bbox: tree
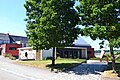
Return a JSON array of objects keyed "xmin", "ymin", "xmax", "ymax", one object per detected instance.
[
  {"xmin": 24, "ymin": 0, "xmax": 42, "ymax": 60},
  {"xmin": 24, "ymin": 0, "xmax": 80, "ymax": 65},
  {"xmin": 77, "ymin": 0, "xmax": 120, "ymax": 71}
]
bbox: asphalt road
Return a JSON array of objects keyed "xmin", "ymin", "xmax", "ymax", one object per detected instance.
[
  {"xmin": 0, "ymin": 56, "xmax": 56, "ymax": 80},
  {"xmin": 0, "ymin": 69, "xmax": 29, "ymax": 80}
]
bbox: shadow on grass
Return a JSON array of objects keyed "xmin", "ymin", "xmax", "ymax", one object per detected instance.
[
  {"xmin": 46, "ymin": 63, "xmax": 80, "ymax": 72},
  {"xmin": 107, "ymin": 63, "xmax": 120, "ymax": 77}
]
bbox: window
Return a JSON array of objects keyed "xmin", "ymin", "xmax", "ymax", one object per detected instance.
[
  {"xmin": 9, "ymin": 47, "xmax": 17, "ymax": 50},
  {"xmin": 4, "ymin": 40, "xmax": 9, "ymax": 44},
  {"xmin": 0, "ymin": 40, "xmax": 3, "ymax": 44}
]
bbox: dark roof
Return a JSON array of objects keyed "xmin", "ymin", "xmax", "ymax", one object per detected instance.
[
  {"xmin": 11, "ymin": 35, "xmax": 29, "ymax": 42},
  {"xmin": 8, "ymin": 34, "xmax": 15, "ymax": 43},
  {"xmin": 0, "ymin": 33, "xmax": 91, "ymax": 48},
  {"xmin": 0, "ymin": 33, "xmax": 10, "ymax": 41},
  {"xmin": 73, "ymin": 37, "xmax": 91, "ymax": 48},
  {"xmin": 0, "ymin": 33, "xmax": 28, "ymax": 44}
]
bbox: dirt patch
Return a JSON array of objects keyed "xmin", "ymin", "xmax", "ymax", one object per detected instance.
[{"xmin": 102, "ymin": 70, "xmax": 119, "ymax": 79}]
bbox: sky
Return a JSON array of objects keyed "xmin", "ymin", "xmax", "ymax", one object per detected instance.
[
  {"xmin": 0, "ymin": 0, "xmax": 26, "ymax": 36},
  {"xmin": 0, "ymin": 0, "xmax": 106, "ymax": 50}
]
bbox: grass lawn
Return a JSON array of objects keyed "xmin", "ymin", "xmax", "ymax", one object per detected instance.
[{"xmin": 17, "ymin": 58, "xmax": 86, "ymax": 71}]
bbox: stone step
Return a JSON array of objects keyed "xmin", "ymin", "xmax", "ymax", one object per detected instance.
[{"xmin": 87, "ymin": 60, "xmax": 108, "ymax": 65}]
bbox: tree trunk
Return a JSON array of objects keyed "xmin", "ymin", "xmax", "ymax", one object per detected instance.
[
  {"xmin": 35, "ymin": 50, "xmax": 40, "ymax": 60},
  {"xmin": 52, "ymin": 47, "xmax": 55, "ymax": 66},
  {"xmin": 110, "ymin": 46, "xmax": 116, "ymax": 72}
]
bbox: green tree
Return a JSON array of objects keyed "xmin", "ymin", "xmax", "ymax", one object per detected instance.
[
  {"xmin": 24, "ymin": 0, "xmax": 80, "ymax": 65},
  {"xmin": 77, "ymin": 0, "xmax": 120, "ymax": 71},
  {"xmin": 24, "ymin": 0, "xmax": 42, "ymax": 60}
]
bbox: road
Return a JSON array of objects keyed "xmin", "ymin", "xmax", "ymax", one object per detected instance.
[
  {"xmin": 0, "ymin": 56, "xmax": 56, "ymax": 80},
  {"xmin": 0, "ymin": 68, "xmax": 29, "ymax": 80}
]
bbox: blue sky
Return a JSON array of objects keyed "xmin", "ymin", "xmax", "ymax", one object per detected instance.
[
  {"xmin": 0, "ymin": 0, "xmax": 104, "ymax": 50},
  {"xmin": 0, "ymin": 0, "xmax": 26, "ymax": 36}
]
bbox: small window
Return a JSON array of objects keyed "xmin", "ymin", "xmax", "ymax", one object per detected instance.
[{"xmin": 9, "ymin": 47, "xmax": 17, "ymax": 50}]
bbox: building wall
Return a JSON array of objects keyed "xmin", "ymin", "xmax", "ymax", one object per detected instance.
[
  {"xmin": 1, "ymin": 44, "xmax": 22, "ymax": 57},
  {"xmin": 87, "ymin": 48, "xmax": 95, "ymax": 58},
  {"xmin": 1, "ymin": 44, "xmax": 6, "ymax": 55},
  {"xmin": 18, "ymin": 47, "xmax": 53, "ymax": 60},
  {"xmin": 56, "ymin": 47, "xmax": 88, "ymax": 59},
  {"xmin": 19, "ymin": 48, "xmax": 36, "ymax": 60},
  {"xmin": 42, "ymin": 48, "xmax": 53, "ymax": 60}
]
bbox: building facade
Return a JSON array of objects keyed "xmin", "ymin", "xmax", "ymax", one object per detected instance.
[
  {"xmin": 0, "ymin": 33, "xmax": 28, "ymax": 47},
  {"xmin": 0, "ymin": 33, "xmax": 28, "ymax": 57},
  {"xmin": 0, "ymin": 44, "xmax": 22, "ymax": 57},
  {"xmin": 0, "ymin": 33, "xmax": 94, "ymax": 59},
  {"xmin": 56, "ymin": 37, "xmax": 94, "ymax": 59}
]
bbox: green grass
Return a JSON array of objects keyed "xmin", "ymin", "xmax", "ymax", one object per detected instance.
[{"xmin": 17, "ymin": 58, "xmax": 86, "ymax": 71}]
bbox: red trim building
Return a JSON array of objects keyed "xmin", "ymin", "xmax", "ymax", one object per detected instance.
[
  {"xmin": 0, "ymin": 33, "xmax": 28, "ymax": 58},
  {"xmin": 0, "ymin": 44, "xmax": 22, "ymax": 57}
]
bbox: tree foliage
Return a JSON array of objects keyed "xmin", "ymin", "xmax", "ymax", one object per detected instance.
[
  {"xmin": 24, "ymin": 0, "xmax": 80, "ymax": 65},
  {"xmin": 77, "ymin": 0, "xmax": 120, "ymax": 71},
  {"xmin": 24, "ymin": 0, "xmax": 42, "ymax": 51},
  {"xmin": 24, "ymin": 0, "xmax": 80, "ymax": 50},
  {"xmin": 77, "ymin": 0, "xmax": 120, "ymax": 40}
]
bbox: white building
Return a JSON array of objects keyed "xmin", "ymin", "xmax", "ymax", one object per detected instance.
[{"xmin": 18, "ymin": 47, "xmax": 54, "ymax": 60}]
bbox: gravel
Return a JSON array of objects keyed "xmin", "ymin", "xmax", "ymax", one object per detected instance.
[{"xmin": 48, "ymin": 72, "xmax": 101, "ymax": 80}]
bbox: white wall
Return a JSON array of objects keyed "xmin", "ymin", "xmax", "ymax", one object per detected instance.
[
  {"xmin": 18, "ymin": 48, "xmax": 56, "ymax": 60},
  {"xmin": 19, "ymin": 49, "xmax": 36, "ymax": 60}
]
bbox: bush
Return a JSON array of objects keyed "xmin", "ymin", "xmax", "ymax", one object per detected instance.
[
  {"xmin": 9, "ymin": 56, "xmax": 16, "ymax": 60},
  {"xmin": 4, "ymin": 53, "xmax": 12, "ymax": 57},
  {"xmin": 4, "ymin": 53, "xmax": 16, "ymax": 60},
  {"xmin": 115, "ymin": 52, "xmax": 120, "ymax": 55},
  {"xmin": 89, "ymin": 57, "xmax": 99, "ymax": 60},
  {"xmin": 46, "ymin": 57, "xmax": 52, "ymax": 60}
]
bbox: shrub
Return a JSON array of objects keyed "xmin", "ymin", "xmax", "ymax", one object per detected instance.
[
  {"xmin": 4, "ymin": 53, "xmax": 16, "ymax": 60},
  {"xmin": 89, "ymin": 57, "xmax": 99, "ymax": 60},
  {"xmin": 115, "ymin": 52, "xmax": 120, "ymax": 55},
  {"xmin": 46, "ymin": 57, "xmax": 52, "ymax": 60},
  {"xmin": 4, "ymin": 53, "xmax": 12, "ymax": 57},
  {"xmin": 9, "ymin": 56, "xmax": 16, "ymax": 60}
]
